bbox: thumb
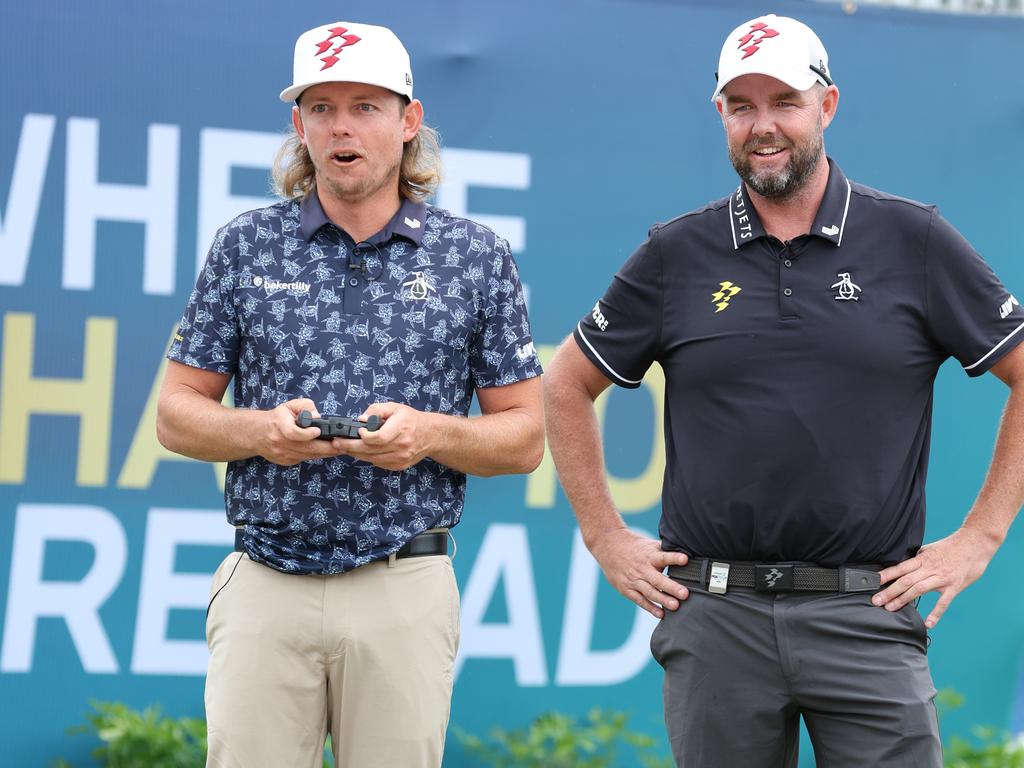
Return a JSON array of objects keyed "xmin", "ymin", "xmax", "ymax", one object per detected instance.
[
  {"xmin": 362, "ymin": 401, "xmax": 399, "ymax": 421},
  {"xmin": 283, "ymin": 398, "xmax": 320, "ymax": 418}
]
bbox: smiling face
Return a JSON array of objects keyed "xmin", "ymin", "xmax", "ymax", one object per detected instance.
[
  {"xmin": 717, "ymin": 74, "xmax": 838, "ymax": 201},
  {"xmin": 292, "ymin": 81, "xmax": 423, "ymax": 210}
]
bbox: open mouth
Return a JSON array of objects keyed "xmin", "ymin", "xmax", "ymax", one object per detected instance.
[
  {"xmin": 332, "ymin": 152, "xmax": 361, "ymax": 164},
  {"xmin": 752, "ymin": 146, "xmax": 786, "ymax": 157}
]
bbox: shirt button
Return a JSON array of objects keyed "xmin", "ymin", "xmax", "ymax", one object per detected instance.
[
  {"xmin": 349, "ymin": 277, "xmax": 359, "ymax": 287},
  {"xmin": 784, "ymin": 259, "xmax": 792, "ymax": 267},
  {"xmin": 783, "ymin": 288, "xmax": 793, "ymax": 296}
]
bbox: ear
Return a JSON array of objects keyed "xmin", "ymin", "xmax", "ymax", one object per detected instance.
[
  {"xmin": 820, "ymin": 85, "xmax": 840, "ymax": 130},
  {"xmin": 715, "ymin": 96, "xmax": 725, "ymax": 117},
  {"xmin": 402, "ymin": 99, "xmax": 424, "ymax": 142},
  {"xmin": 292, "ymin": 105, "xmax": 306, "ymax": 143}
]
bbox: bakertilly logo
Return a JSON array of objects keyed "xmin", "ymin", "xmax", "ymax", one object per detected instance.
[{"xmin": 253, "ymin": 276, "xmax": 311, "ymax": 295}]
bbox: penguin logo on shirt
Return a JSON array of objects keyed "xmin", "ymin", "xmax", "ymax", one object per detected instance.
[
  {"xmin": 402, "ymin": 272, "xmax": 436, "ymax": 301},
  {"xmin": 831, "ymin": 272, "xmax": 862, "ymax": 302}
]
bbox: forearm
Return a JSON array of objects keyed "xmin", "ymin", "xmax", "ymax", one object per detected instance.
[
  {"xmin": 961, "ymin": 383, "xmax": 1024, "ymax": 549},
  {"xmin": 157, "ymin": 386, "xmax": 264, "ymax": 462},
  {"xmin": 425, "ymin": 406, "xmax": 543, "ymax": 476},
  {"xmin": 544, "ymin": 355, "xmax": 625, "ymax": 550}
]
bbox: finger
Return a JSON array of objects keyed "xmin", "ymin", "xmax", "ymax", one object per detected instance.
[
  {"xmin": 358, "ymin": 427, "xmax": 392, "ymax": 446},
  {"xmin": 623, "ymin": 587, "xmax": 665, "ymax": 619},
  {"xmin": 338, "ymin": 438, "xmax": 390, "ymax": 457},
  {"xmin": 873, "ymin": 572, "xmax": 919, "ymax": 606},
  {"xmin": 270, "ymin": 420, "xmax": 320, "ymax": 445},
  {"xmin": 288, "ymin": 421, "xmax": 323, "ymax": 442},
  {"xmin": 874, "ymin": 563, "xmax": 926, "ymax": 604},
  {"xmin": 301, "ymin": 439, "xmax": 348, "ymax": 458},
  {"xmin": 283, "ymin": 398, "xmax": 319, "ymax": 417},
  {"xmin": 649, "ymin": 587, "xmax": 684, "ymax": 611},
  {"xmin": 644, "ymin": 570, "xmax": 689, "ymax": 602},
  {"xmin": 336, "ymin": 443, "xmax": 410, "ymax": 471},
  {"xmin": 640, "ymin": 579, "xmax": 689, "ymax": 612},
  {"xmin": 925, "ymin": 590, "xmax": 956, "ymax": 628},
  {"xmin": 274, "ymin": 402, "xmax": 322, "ymax": 441},
  {"xmin": 362, "ymin": 402, "xmax": 399, "ymax": 421},
  {"xmin": 880, "ymin": 573, "xmax": 940, "ymax": 611},
  {"xmin": 879, "ymin": 557, "xmax": 921, "ymax": 587},
  {"xmin": 652, "ymin": 551, "xmax": 689, "ymax": 568},
  {"xmin": 359, "ymin": 413, "xmax": 402, "ymax": 445},
  {"xmin": 626, "ymin": 561, "xmax": 687, "ymax": 604},
  {"xmin": 327, "ymin": 438, "xmax": 354, "ymax": 456}
]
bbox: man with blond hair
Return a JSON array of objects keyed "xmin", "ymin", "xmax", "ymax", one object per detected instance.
[
  {"xmin": 157, "ymin": 21, "xmax": 543, "ymax": 768},
  {"xmin": 545, "ymin": 13, "xmax": 1024, "ymax": 767}
]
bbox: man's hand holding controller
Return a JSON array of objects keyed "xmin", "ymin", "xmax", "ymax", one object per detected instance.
[
  {"xmin": 256, "ymin": 399, "xmax": 424, "ymax": 471},
  {"xmin": 296, "ymin": 410, "xmax": 382, "ymax": 438},
  {"xmin": 255, "ymin": 399, "xmax": 376, "ymax": 466}
]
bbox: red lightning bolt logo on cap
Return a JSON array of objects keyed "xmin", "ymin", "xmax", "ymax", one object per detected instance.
[
  {"xmin": 737, "ymin": 22, "xmax": 779, "ymax": 60},
  {"xmin": 314, "ymin": 26, "xmax": 362, "ymax": 70}
]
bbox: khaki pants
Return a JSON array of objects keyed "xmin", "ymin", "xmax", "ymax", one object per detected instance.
[{"xmin": 204, "ymin": 551, "xmax": 460, "ymax": 768}]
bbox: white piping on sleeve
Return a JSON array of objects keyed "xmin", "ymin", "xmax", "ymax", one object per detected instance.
[
  {"xmin": 575, "ymin": 322, "xmax": 644, "ymax": 385},
  {"xmin": 964, "ymin": 320, "xmax": 1024, "ymax": 371}
]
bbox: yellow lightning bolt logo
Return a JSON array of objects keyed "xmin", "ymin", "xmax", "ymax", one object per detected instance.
[{"xmin": 711, "ymin": 281, "xmax": 742, "ymax": 312}]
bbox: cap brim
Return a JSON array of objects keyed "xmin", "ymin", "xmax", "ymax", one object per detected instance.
[
  {"xmin": 280, "ymin": 76, "xmax": 411, "ymax": 102},
  {"xmin": 711, "ymin": 69, "xmax": 821, "ymax": 102}
]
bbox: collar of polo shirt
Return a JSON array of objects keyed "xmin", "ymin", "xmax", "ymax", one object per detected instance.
[
  {"xmin": 299, "ymin": 190, "xmax": 427, "ymax": 247},
  {"xmin": 729, "ymin": 157, "xmax": 852, "ymax": 250}
]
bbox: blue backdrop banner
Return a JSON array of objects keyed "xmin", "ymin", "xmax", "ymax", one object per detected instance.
[{"xmin": 1, "ymin": 1, "xmax": 1023, "ymax": 765}]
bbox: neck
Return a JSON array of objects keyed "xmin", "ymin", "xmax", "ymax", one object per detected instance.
[
  {"xmin": 316, "ymin": 183, "xmax": 402, "ymax": 243},
  {"xmin": 747, "ymin": 155, "xmax": 830, "ymax": 243}
]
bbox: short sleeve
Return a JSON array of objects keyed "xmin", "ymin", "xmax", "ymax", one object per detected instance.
[
  {"xmin": 573, "ymin": 226, "xmax": 663, "ymax": 388},
  {"xmin": 925, "ymin": 210, "xmax": 1024, "ymax": 376},
  {"xmin": 167, "ymin": 225, "xmax": 241, "ymax": 373},
  {"xmin": 468, "ymin": 236, "xmax": 543, "ymax": 388}
]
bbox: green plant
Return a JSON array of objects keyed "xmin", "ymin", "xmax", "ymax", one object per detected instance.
[
  {"xmin": 938, "ymin": 689, "xmax": 1024, "ymax": 768},
  {"xmin": 56, "ymin": 701, "xmax": 335, "ymax": 768},
  {"xmin": 456, "ymin": 708, "xmax": 672, "ymax": 768},
  {"xmin": 945, "ymin": 727, "xmax": 1024, "ymax": 768},
  {"xmin": 56, "ymin": 701, "xmax": 206, "ymax": 768}
]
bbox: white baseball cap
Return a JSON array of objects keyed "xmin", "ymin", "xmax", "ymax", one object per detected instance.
[
  {"xmin": 711, "ymin": 15, "xmax": 832, "ymax": 101},
  {"xmin": 280, "ymin": 21, "xmax": 413, "ymax": 103}
]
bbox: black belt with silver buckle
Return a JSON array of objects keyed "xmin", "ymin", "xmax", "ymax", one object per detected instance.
[
  {"xmin": 668, "ymin": 559, "xmax": 883, "ymax": 594},
  {"xmin": 233, "ymin": 529, "xmax": 449, "ymax": 559}
]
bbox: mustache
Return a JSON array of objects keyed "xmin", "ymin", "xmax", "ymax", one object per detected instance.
[{"xmin": 744, "ymin": 136, "xmax": 793, "ymax": 152}]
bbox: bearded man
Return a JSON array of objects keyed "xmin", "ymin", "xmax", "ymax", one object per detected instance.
[{"xmin": 544, "ymin": 14, "xmax": 1024, "ymax": 767}]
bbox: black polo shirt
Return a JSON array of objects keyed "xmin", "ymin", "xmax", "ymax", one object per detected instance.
[{"xmin": 575, "ymin": 159, "xmax": 1024, "ymax": 566}]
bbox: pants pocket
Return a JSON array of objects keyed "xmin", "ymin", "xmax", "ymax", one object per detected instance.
[{"xmin": 207, "ymin": 552, "xmax": 244, "ymax": 618}]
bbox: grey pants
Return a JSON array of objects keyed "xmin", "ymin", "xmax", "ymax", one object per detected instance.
[{"xmin": 650, "ymin": 582, "xmax": 941, "ymax": 767}]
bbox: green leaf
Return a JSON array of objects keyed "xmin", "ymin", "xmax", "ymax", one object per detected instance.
[{"xmin": 454, "ymin": 709, "xmax": 671, "ymax": 767}]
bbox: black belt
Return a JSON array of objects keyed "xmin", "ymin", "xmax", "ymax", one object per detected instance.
[
  {"xmin": 668, "ymin": 559, "xmax": 883, "ymax": 594},
  {"xmin": 233, "ymin": 529, "xmax": 449, "ymax": 559}
]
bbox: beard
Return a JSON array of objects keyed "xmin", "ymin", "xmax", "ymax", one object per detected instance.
[
  {"xmin": 316, "ymin": 152, "xmax": 401, "ymax": 205},
  {"xmin": 729, "ymin": 121, "xmax": 824, "ymax": 201}
]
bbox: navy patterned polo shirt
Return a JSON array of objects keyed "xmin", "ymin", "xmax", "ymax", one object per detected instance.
[{"xmin": 169, "ymin": 192, "xmax": 542, "ymax": 574}]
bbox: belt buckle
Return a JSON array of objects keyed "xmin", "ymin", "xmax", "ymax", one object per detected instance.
[
  {"xmin": 708, "ymin": 561, "xmax": 730, "ymax": 594},
  {"xmin": 755, "ymin": 564, "xmax": 794, "ymax": 592}
]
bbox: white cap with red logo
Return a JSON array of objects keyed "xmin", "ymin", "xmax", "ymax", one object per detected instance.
[
  {"xmin": 711, "ymin": 14, "xmax": 832, "ymax": 101},
  {"xmin": 280, "ymin": 21, "xmax": 413, "ymax": 103}
]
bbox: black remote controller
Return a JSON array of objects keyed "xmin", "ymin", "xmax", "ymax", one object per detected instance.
[{"xmin": 296, "ymin": 410, "xmax": 382, "ymax": 439}]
